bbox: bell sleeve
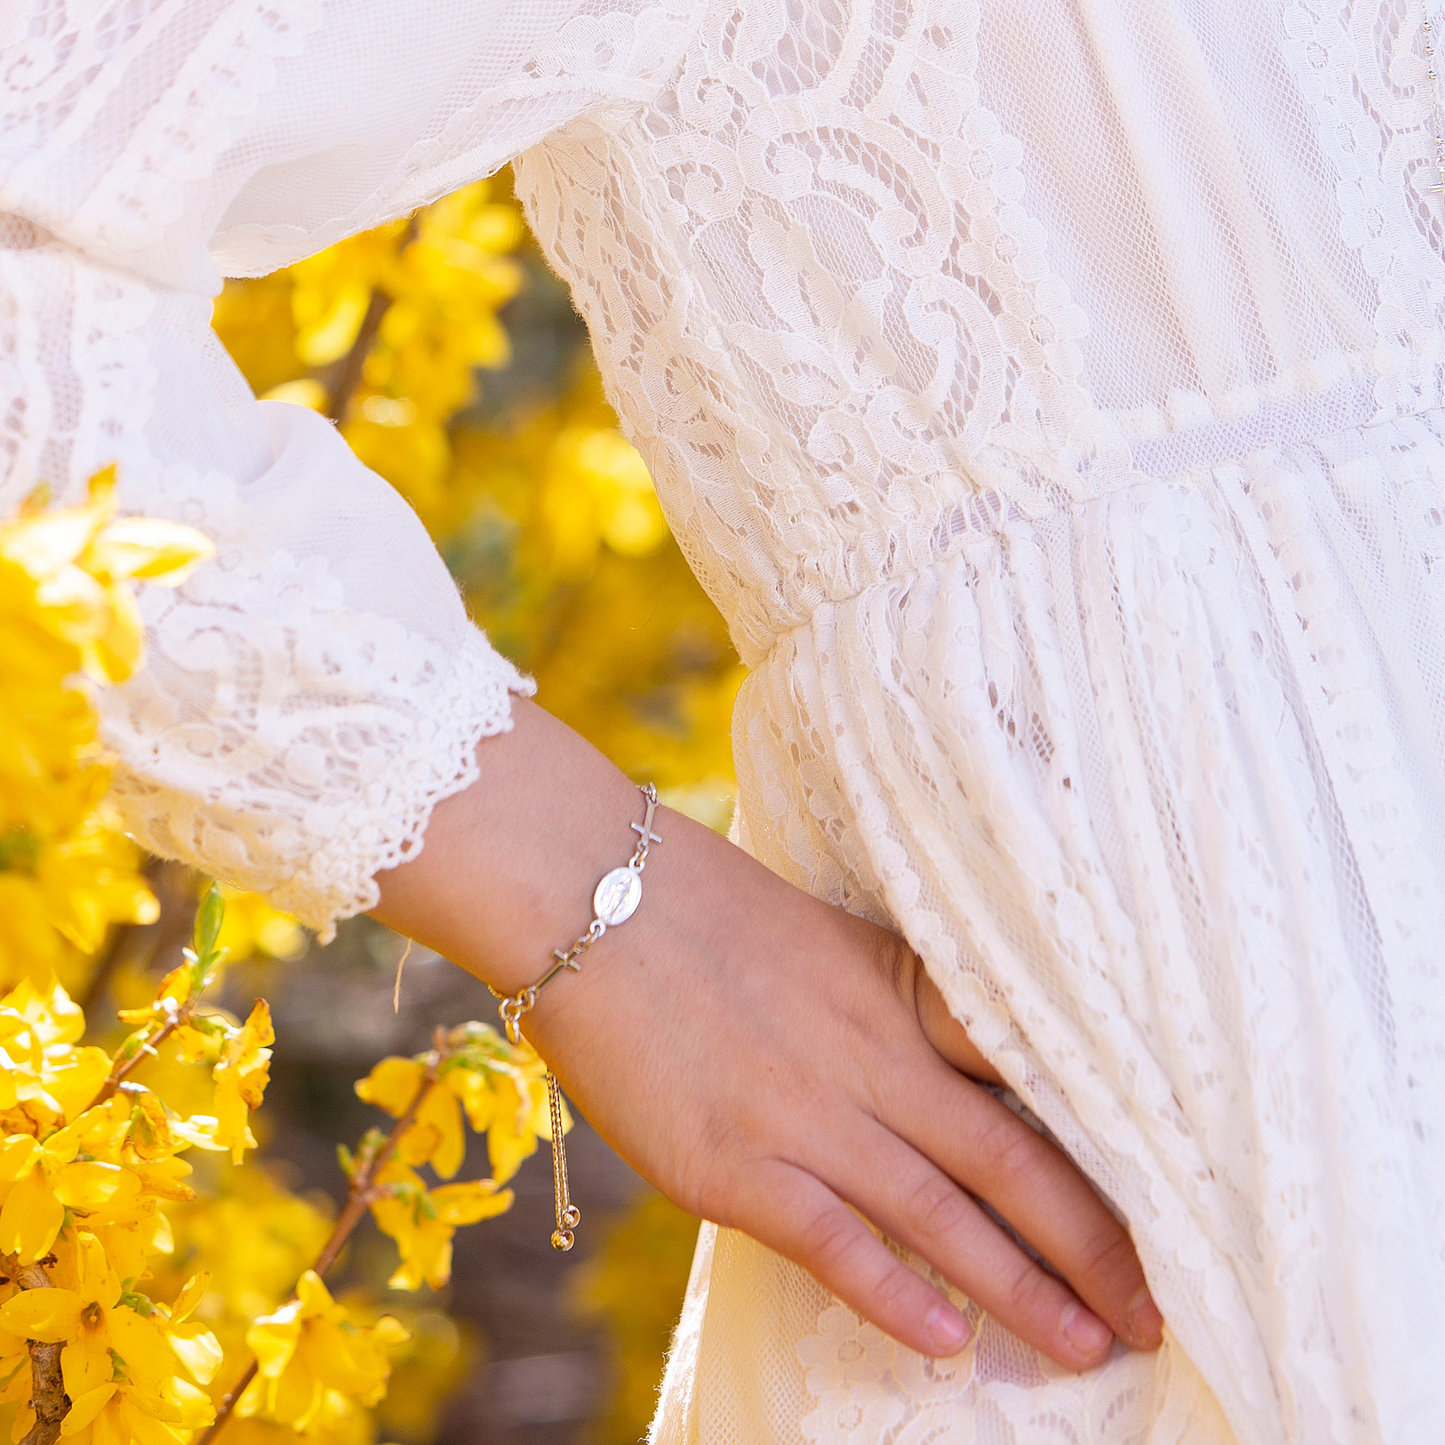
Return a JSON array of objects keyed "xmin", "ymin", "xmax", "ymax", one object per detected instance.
[{"xmin": 0, "ymin": 0, "xmax": 695, "ymax": 935}]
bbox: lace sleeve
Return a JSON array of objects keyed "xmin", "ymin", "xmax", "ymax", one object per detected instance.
[
  {"xmin": 0, "ymin": 221, "xmax": 533, "ymax": 937},
  {"xmin": 0, "ymin": 0, "xmax": 695, "ymax": 935}
]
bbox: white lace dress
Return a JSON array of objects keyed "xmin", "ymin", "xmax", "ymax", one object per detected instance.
[{"xmin": 4, "ymin": 3, "xmax": 1444, "ymax": 1442}]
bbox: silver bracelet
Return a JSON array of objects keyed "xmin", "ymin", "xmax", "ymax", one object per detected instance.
[{"xmin": 492, "ymin": 783, "xmax": 661, "ymax": 1250}]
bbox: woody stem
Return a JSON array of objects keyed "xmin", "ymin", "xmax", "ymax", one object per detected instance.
[
  {"xmin": 3, "ymin": 1259, "xmax": 68, "ymax": 1445},
  {"xmin": 2, "ymin": 1011, "xmax": 201, "ymax": 1445},
  {"xmin": 3, "ymin": 961, "xmax": 211, "ymax": 1443},
  {"xmin": 323, "ymin": 288, "xmax": 392, "ymax": 423},
  {"xmin": 89, "ymin": 1018, "xmax": 184, "ymax": 1108},
  {"xmin": 322, "ymin": 216, "xmax": 419, "ymax": 424}
]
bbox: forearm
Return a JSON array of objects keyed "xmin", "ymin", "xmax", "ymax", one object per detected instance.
[
  {"xmin": 371, "ymin": 696, "xmax": 909, "ymax": 1107},
  {"xmin": 371, "ymin": 699, "xmax": 656, "ymax": 994}
]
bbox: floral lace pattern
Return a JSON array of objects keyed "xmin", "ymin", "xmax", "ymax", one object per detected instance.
[
  {"xmin": 6, "ymin": 2, "xmax": 1445, "ymax": 1440},
  {"xmin": 797, "ymin": 1295, "xmax": 1230, "ymax": 1445},
  {"xmin": 0, "ymin": 224, "xmax": 534, "ymax": 936},
  {"xmin": 655, "ymin": 401, "xmax": 1445, "ymax": 1445}
]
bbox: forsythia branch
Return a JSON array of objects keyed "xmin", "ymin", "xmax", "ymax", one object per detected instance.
[
  {"xmin": 2, "ymin": 1257, "xmax": 67, "ymax": 1445},
  {"xmin": 323, "ymin": 216, "xmax": 419, "ymax": 423},
  {"xmin": 90, "ymin": 1013, "xmax": 185, "ymax": 1109},
  {"xmin": 323, "ymin": 288, "xmax": 392, "ymax": 424},
  {"xmin": 90, "ymin": 885, "xmax": 227, "ymax": 1108},
  {"xmin": 196, "ymin": 1027, "xmax": 453, "ymax": 1445},
  {"xmin": 314, "ymin": 1026, "xmax": 449, "ymax": 1280},
  {"xmin": 1, "ymin": 462, "xmax": 546, "ymax": 1445},
  {"xmin": 0, "ymin": 887, "xmax": 234, "ymax": 1445}
]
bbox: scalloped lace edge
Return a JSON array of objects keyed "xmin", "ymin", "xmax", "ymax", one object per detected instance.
[{"xmin": 268, "ymin": 631, "xmax": 536, "ymax": 942}]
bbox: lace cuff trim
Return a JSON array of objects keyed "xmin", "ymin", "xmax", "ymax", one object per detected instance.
[{"xmin": 267, "ymin": 631, "xmax": 535, "ymax": 941}]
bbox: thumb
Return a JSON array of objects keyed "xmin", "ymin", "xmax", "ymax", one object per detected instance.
[{"xmin": 913, "ymin": 965, "xmax": 1006, "ymax": 1085}]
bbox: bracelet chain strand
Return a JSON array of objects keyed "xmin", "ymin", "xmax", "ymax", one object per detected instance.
[{"xmin": 492, "ymin": 783, "xmax": 661, "ymax": 1250}]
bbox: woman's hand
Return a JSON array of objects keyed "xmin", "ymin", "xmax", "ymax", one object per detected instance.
[{"xmin": 373, "ymin": 701, "xmax": 1162, "ymax": 1367}]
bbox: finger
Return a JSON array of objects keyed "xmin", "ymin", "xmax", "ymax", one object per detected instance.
[
  {"xmin": 731, "ymin": 1158, "xmax": 975, "ymax": 1359},
  {"xmin": 828, "ymin": 1118, "xmax": 1118, "ymax": 1369},
  {"xmin": 898, "ymin": 1062, "xmax": 1162, "ymax": 1352}
]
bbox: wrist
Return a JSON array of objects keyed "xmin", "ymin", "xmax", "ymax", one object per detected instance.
[
  {"xmin": 369, "ymin": 699, "xmax": 668, "ymax": 998},
  {"xmin": 493, "ymin": 782, "xmax": 662, "ymax": 1043}
]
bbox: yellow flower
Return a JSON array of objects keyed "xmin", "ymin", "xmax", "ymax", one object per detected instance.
[
  {"xmin": 0, "ymin": 981, "xmax": 112, "ymax": 1136},
  {"xmin": 0, "ymin": 1312, "xmax": 31, "ymax": 1423},
  {"xmin": 399, "ymin": 1083, "xmax": 465, "ymax": 1179},
  {"xmin": 353, "ymin": 1060, "xmax": 465, "ymax": 1179},
  {"xmin": 0, "ymin": 474, "xmax": 211, "ymax": 990},
  {"xmin": 158, "ymin": 1273, "xmax": 224, "ymax": 1390},
  {"xmin": 472, "ymin": 1070, "xmax": 552, "ymax": 1187},
  {"xmin": 0, "ymin": 1233, "xmax": 219, "ymax": 1445},
  {"xmin": 0, "ymin": 975, "xmax": 240, "ymax": 1298},
  {"xmin": 0, "ymin": 1022, "xmax": 184, "ymax": 1265},
  {"xmin": 240, "ymin": 1272, "xmax": 408, "ymax": 1434},
  {"xmin": 542, "ymin": 424, "xmax": 667, "ymax": 567},
  {"xmin": 150, "ymin": 1163, "xmax": 334, "ymax": 1331},
  {"xmin": 0, "ymin": 1116, "xmax": 152, "ymax": 1263},
  {"xmin": 0, "ymin": 467, "xmax": 211, "ymax": 688},
  {"xmin": 355, "ymin": 1042, "xmax": 557, "ymax": 1195},
  {"xmin": 57, "ymin": 1385, "xmax": 206, "ymax": 1445},
  {"xmin": 367, "ymin": 1162, "xmax": 511, "ymax": 1291},
  {"xmin": 368, "ymin": 1308, "xmax": 475, "ymax": 1445},
  {"xmin": 0, "ymin": 1137, "xmax": 74, "ymax": 1264},
  {"xmin": 211, "ymin": 1001, "xmax": 273, "ymax": 1163},
  {"xmin": 351, "ymin": 1057, "xmax": 423, "ymax": 1117}
]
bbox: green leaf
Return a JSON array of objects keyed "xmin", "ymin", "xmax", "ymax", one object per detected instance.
[{"xmin": 192, "ymin": 885, "xmax": 225, "ymax": 966}]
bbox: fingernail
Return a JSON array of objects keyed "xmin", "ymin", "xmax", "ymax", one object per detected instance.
[
  {"xmin": 925, "ymin": 1303, "xmax": 972, "ymax": 1355},
  {"xmin": 1060, "ymin": 1302, "xmax": 1113, "ymax": 1362},
  {"xmin": 1126, "ymin": 1287, "xmax": 1164, "ymax": 1347}
]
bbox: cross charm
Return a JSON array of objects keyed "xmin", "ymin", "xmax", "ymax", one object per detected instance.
[{"xmin": 629, "ymin": 787, "xmax": 662, "ymax": 853}]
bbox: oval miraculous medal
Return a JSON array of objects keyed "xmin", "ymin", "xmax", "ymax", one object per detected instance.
[{"xmin": 594, "ymin": 865, "xmax": 643, "ymax": 926}]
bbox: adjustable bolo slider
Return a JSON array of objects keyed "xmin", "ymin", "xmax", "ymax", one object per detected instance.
[{"xmin": 548, "ymin": 1073, "xmax": 582, "ymax": 1251}]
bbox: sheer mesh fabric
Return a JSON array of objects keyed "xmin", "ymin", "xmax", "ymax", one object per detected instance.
[{"xmin": 6, "ymin": 3, "xmax": 1445, "ymax": 1442}]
